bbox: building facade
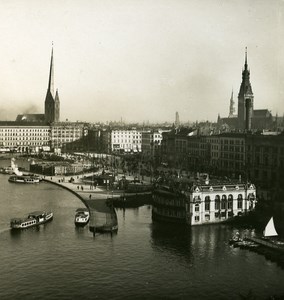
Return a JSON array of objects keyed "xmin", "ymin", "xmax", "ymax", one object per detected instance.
[
  {"xmin": 111, "ymin": 130, "xmax": 142, "ymax": 153},
  {"xmin": 50, "ymin": 122, "xmax": 87, "ymax": 150},
  {"xmin": 0, "ymin": 122, "xmax": 50, "ymax": 153},
  {"xmin": 0, "ymin": 122, "xmax": 87, "ymax": 154},
  {"xmin": 152, "ymin": 180, "xmax": 256, "ymax": 225},
  {"xmin": 187, "ymin": 181, "xmax": 256, "ymax": 225},
  {"xmin": 141, "ymin": 131, "xmax": 163, "ymax": 162}
]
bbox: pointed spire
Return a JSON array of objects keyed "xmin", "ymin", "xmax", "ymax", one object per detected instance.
[
  {"xmin": 47, "ymin": 44, "xmax": 54, "ymax": 97},
  {"xmin": 244, "ymin": 47, "xmax": 248, "ymax": 70},
  {"xmin": 229, "ymin": 88, "xmax": 235, "ymax": 117},
  {"xmin": 55, "ymin": 88, "xmax": 59, "ymax": 101}
]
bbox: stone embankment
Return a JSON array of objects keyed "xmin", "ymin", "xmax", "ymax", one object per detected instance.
[{"xmin": 42, "ymin": 174, "xmax": 118, "ymax": 234}]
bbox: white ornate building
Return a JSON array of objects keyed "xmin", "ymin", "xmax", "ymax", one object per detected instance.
[
  {"xmin": 152, "ymin": 179, "xmax": 256, "ymax": 225},
  {"xmin": 187, "ymin": 181, "xmax": 256, "ymax": 225}
]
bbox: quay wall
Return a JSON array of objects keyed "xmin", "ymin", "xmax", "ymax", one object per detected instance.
[{"xmin": 42, "ymin": 177, "xmax": 118, "ymax": 233}]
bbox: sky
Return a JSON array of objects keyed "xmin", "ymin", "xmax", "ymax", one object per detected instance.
[{"xmin": 0, "ymin": 0, "xmax": 283, "ymax": 124}]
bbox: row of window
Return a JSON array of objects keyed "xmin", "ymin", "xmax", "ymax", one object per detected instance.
[
  {"xmin": 112, "ymin": 140, "xmax": 141, "ymax": 144},
  {"xmin": 0, "ymin": 129, "xmax": 48, "ymax": 132},
  {"xmin": 194, "ymin": 211, "xmax": 236, "ymax": 222},
  {"xmin": 194, "ymin": 200, "xmax": 242, "ymax": 211},
  {"xmin": 4, "ymin": 142, "xmax": 47, "ymax": 146}
]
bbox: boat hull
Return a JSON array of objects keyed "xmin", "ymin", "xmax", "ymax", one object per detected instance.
[
  {"xmin": 74, "ymin": 217, "xmax": 89, "ymax": 227},
  {"xmin": 10, "ymin": 212, "xmax": 53, "ymax": 230},
  {"xmin": 74, "ymin": 208, "xmax": 90, "ymax": 227},
  {"xmin": 8, "ymin": 175, "xmax": 40, "ymax": 184}
]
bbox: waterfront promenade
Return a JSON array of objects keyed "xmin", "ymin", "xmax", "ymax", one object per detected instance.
[
  {"xmin": 42, "ymin": 171, "xmax": 152, "ymax": 233},
  {"xmin": 43, "ymin": 173, "xmax": 119, "ymax": 234}
]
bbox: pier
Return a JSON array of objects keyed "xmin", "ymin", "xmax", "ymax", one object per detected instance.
[{"xmin": 43, "ymin": 174, "xmax": 118, "ymax": 235}]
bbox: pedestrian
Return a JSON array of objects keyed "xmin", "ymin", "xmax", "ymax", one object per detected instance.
[
  {"xmin": 81, "ymin": 186, "xmax": 83, "ymax": 191},
  {"xmin": 89, "ymin": 194, "xmax": 92, "ymax": 199}
]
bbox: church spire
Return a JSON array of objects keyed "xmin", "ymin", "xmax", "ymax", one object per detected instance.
[
  {"xmin": 229, "ymin": 89, "xmax": 235, "ymax": 117},
  {"xmin": 244, "ymin": 47, "xmax": 248, "ymax": 71},
  {"xmin": 47, "ymin": 45, "xmax": 54, "ymax": 97},
  {"xmin": 45, "ymin": 44, "xmax": 58, "ymax": 124}
]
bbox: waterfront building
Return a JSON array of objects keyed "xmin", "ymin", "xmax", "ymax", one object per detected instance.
[
  {"xmin": 0, "ymin": 121, "xmax": 87, "ymax": 154},
  {"xmin": 0, "ymin": 122, "xmax": 50, "ymax": 153},
  {"xmin": 187, "ymin": 180, "xmax": 256, "ymax": 225},
  {"xmin": 152, "ymin": 178, "xmax": 256, "ymax": 225}
]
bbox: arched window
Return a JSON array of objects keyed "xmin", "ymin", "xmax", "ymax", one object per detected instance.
[
  {"xmin": 248, "ymin": 193, "xmax": 255, "ymax": 209},
  {"xmin": 221, "ymin": 195, "xmax": 227, "ymax": 209},
  {"xmin": 237, "ymin": 194, "xmax": 243, "ymax": 209},
  {"xmin": 195, "ymin": 204, "xmax": 200, "ymax": 212},
  {"xmin": 215, "ymin": 195, "xmax": 220, "ymax": 210},
  {"xmin": 228, "ymin": 194, "xmax": 233, "ymax": 209},
  {"xmin": 205, "ymin": 196, "xmax": 210, "ymax": 211}
]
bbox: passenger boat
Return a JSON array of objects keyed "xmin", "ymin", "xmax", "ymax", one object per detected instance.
[
  {"xmin": 10, "ymin": 211, "xmax": 53, "ymax": 230},
  {"xmin": 8, "ymin": 175, "xmax": 40, "ymax": 184},
  {"xmin": 74, "ymin": 208, "xmax": 90, "ymax": 226}
]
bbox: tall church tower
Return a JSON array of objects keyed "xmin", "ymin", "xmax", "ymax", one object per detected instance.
[
  {"xmin": 237, "ymin": 48, "xmax": 254, "ymax": 130},
  {"xmin": 45, "ymin": 47, "xmax": 60, "ymax": 123}
]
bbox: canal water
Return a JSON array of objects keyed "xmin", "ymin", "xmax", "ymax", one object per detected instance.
[{"xmin": 0, "ymin": 159, "xmax": 284, "ymax": 299}]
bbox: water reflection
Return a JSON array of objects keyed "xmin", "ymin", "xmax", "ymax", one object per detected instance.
[{"xmin": 150, "ymin": 221, "xmax": 194, "ymax": 263}]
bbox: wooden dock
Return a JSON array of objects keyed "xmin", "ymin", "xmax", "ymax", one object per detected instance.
[{"xmin": 247, "ymin": 237, "xmax": 284, "ymax": 252}]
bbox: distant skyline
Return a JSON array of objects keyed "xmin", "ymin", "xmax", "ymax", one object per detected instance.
[{"xmin": 0, "ymin": 0, "xmax": 283, "ymax": 123}]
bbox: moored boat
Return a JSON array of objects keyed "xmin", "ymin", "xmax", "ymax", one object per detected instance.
[
  {"xmin": 0, "ymin": 166, "xmax": 14, "ymax": 174},
  {"xmin": 10, "ymin": 211, "xmax": 53, "ymax": 230},
  {"xmin": 8, "ymin": 175, "xmax": 40, "ymax": 184},
  {"xmin": 1, "ymin": 157, "xmax": 23, "ymax": 175},
  {"xmin": 74, "ymin": 208, "xmax": 90, "ymax": 227},
  {"xmin": 244, "ymin": 217, "xmax": 284, "ymax": 252}
]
